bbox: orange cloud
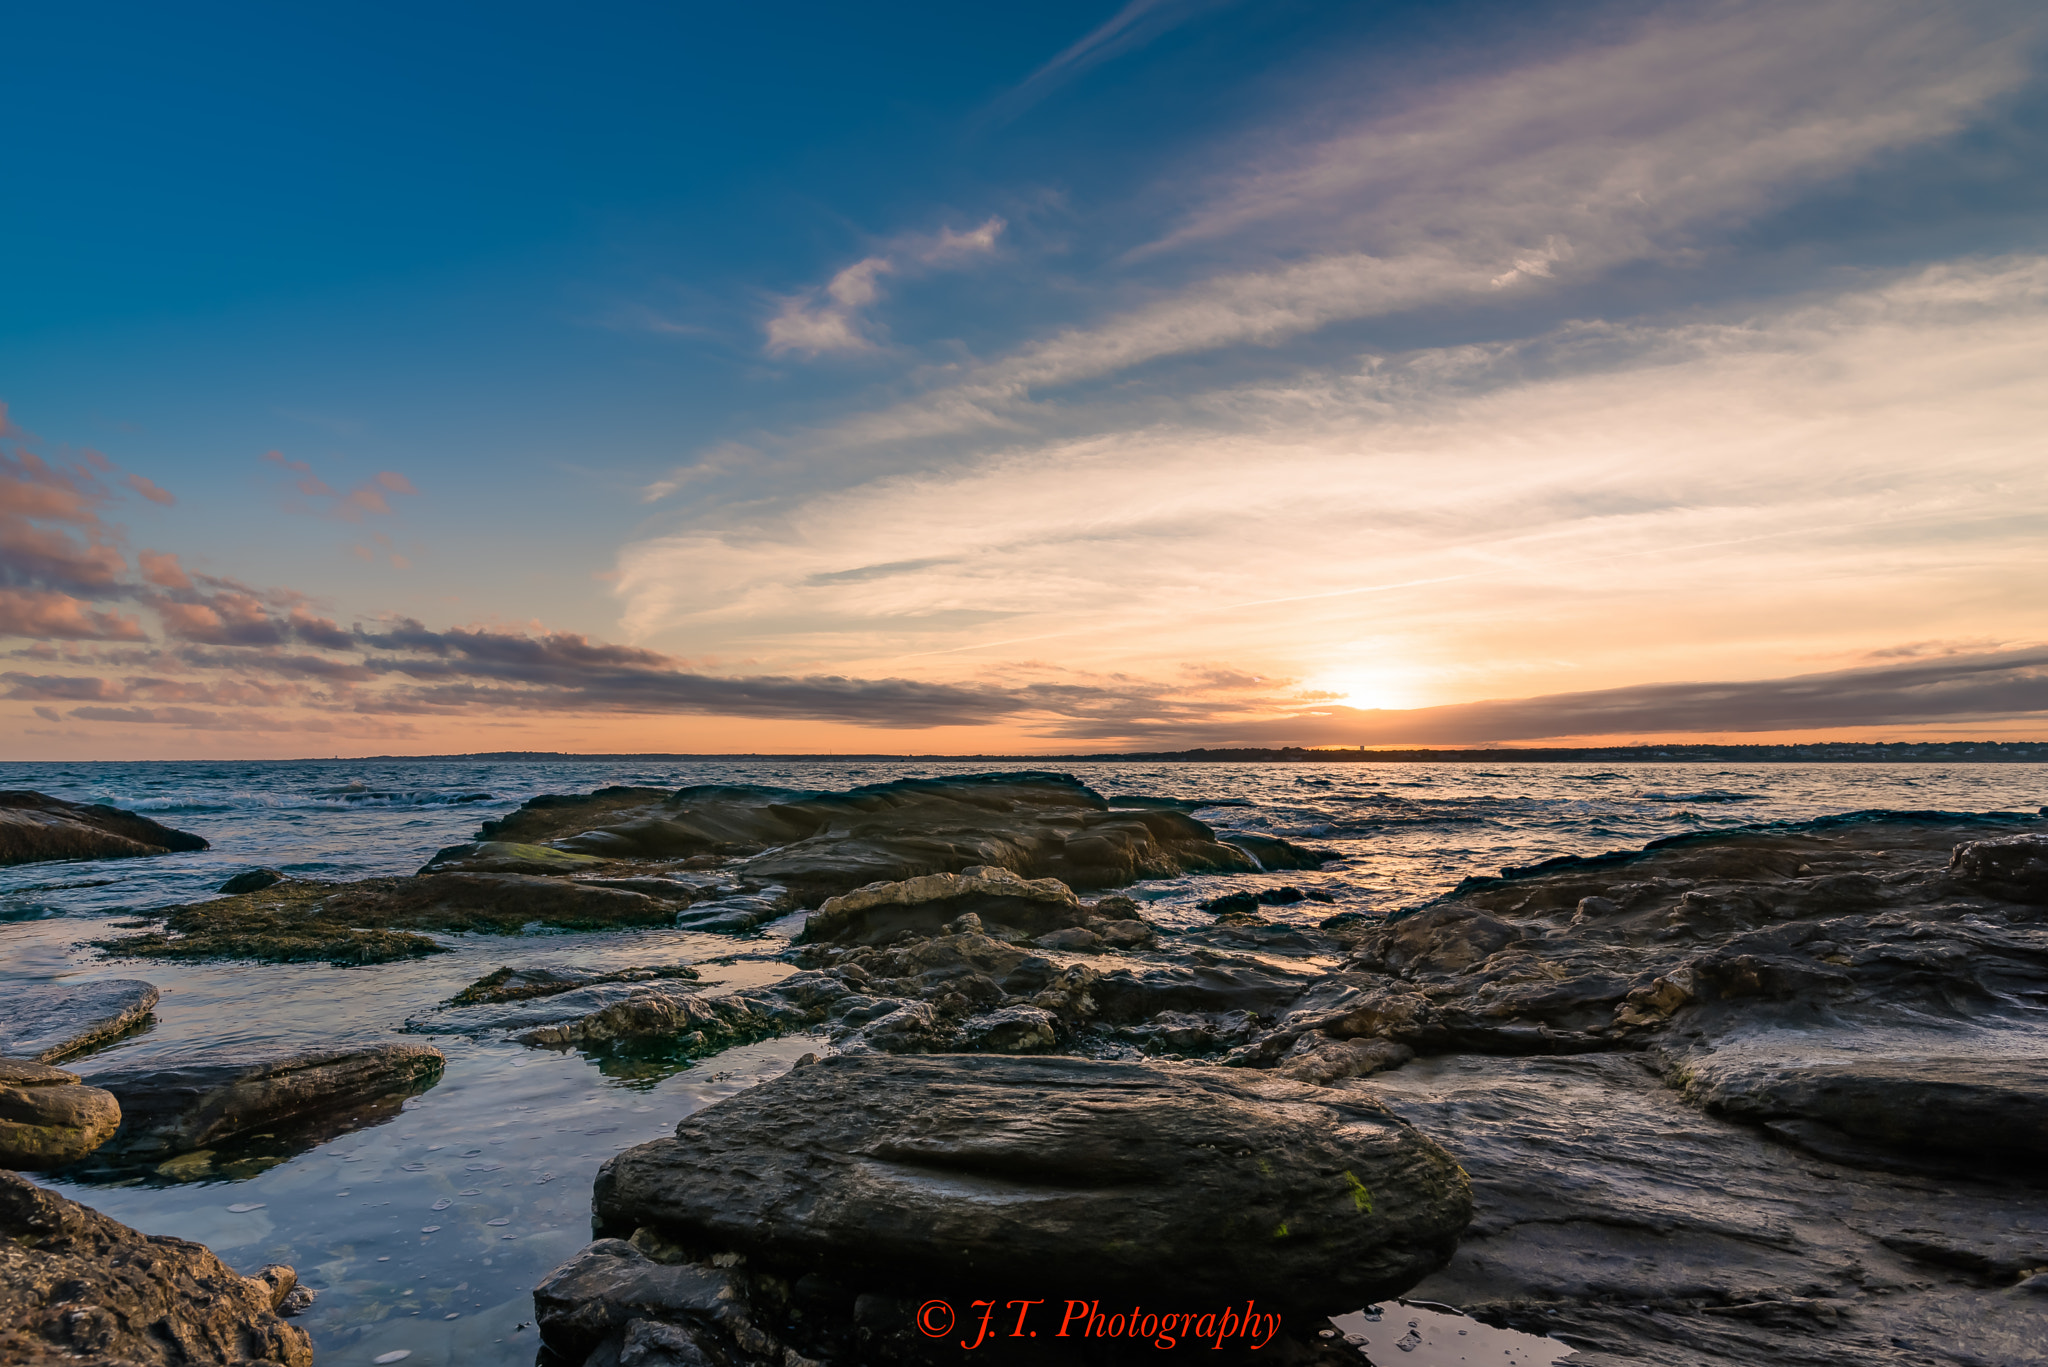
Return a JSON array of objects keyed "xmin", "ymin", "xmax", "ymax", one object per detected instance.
[
  {"xmin": 138, "ymin": 549, "xmax": 192, "ymax": 589},
  {"xmin": 0, "ymin": 589, "xmax": 146, "ymax": 641}
]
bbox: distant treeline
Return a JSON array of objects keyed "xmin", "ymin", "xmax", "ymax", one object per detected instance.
[{"xmin": 352, "ymin": 741, "xmax": 2047, "ymax": 764}]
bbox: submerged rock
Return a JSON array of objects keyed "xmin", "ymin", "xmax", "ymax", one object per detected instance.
[
  {"xmin": 0, "ymin": 980, "xmax": 159, "ymax": 1063},
  {"xmin": 593, "ymin": 1053, "xmax": 1471, "ymax": 1316},
  {"xmin": 472, "ymin": 772, "xmax": 1333, "ymax": 897},
  {"xmin": 0, "ymin": 1062, "xmax": 120, "ymax": 1170},
  {"xmin": 0, "ymin": 1169, "xmax": 312, "ymax": 1366},
  {"xmin": 799, "ymin": 864, "xmax": 1081, "ymax": 944},
  {"xmin": 0, "ymin": 791, "xmax": 209, "ymax": 867},
  {"xmin": 78, "ymin": 1043, "xmax": 444, "ymax": 1170}
]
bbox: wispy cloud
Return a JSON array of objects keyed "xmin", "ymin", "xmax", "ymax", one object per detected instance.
[
  {"xmin": 762, "ymin": 216, "xmax": 1006, "ymax": 359},
  {"xmin": 987, "ymin": 0, "xmax": 1240, "ymax": 125},
  {"xmin": 798, "ymin": 0, "xmax": 2033, "ymax": 452}
]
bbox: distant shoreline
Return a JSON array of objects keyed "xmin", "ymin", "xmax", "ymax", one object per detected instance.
[{"xmin": 155, "ymin": 740, "xmax": 2048, "ymax": 764}]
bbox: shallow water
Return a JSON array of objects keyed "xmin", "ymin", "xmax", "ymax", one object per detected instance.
[{"xmin": 2, "ymin": 758, "xmax": 2043, "ymax": 1364}]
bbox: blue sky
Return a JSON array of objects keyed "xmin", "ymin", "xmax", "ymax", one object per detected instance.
[{"xmin": 4, "ymin": 0, "xmax": 2046, "ymax": 756}]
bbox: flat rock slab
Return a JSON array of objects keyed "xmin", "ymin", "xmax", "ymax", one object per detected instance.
[
  {"xmin": 0, "ymin": 980, "xmax": 158, "ymax": 1063},
  {"xmin": 0, "ymin": 790, "xmax": 208, "ymax": 867},
  {"xmin": 0, "ymin": 1169, "xmax": 310, "ymax": 1366},
  {"xmin": 594, "ymin": 1053, "xmax": 1471, "ymax": 1314},
  {"xmin": 1369, "ymin": 1053, "xmax": 2048, "ymax": 1367},
  {"xmin": 83, "ymin": 1042, "xmax": 444, "ymax": 1156}
]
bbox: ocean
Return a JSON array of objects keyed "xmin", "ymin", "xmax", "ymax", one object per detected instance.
[{"xmin": 3, "ymin": 758, "xmax": 2043, "ymax": 1365}]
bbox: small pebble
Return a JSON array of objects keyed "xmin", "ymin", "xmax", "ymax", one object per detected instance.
[{"xmin": 226, "ymin": 1203, "xmax": 265, "ymax": 1213}]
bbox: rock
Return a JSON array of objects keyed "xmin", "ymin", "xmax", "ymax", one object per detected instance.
[
  {"xmin": 419, "ymin": 839, "xmax": 611, "ymax": 875},
  {"xmin": 0, "ymin": 791, "xmax": 209, "ymax": 867},
  {"xmin": 800, "ymin": 864, "xmax": 1081, "ymax": 944},
  {"xmin": 1949, "ymin": 832, "xmax": 2048, "ymax": 903},
  {"xmin": 476, "ymin": 772, "xmax": 1332, "ymax": 898},
  {"xmin": 515, "ymin": 989, "xmax": 807, "ymax": 1058},
  {"xmin": 93, "ymin": 872, "xmax": 691, "ymax": 965},
  {"xmin": 1369, "ymin": 1053, "xmax": 2048, "ymax": 1367},
  {"xmin": 0, "ymin": 980, "xmax": 159, "ymax": 1063},
  {"xmin": 216, "ymin": 868, "xmax": 284, "ymax": 895},
  {"xmin": 592, "ymin": 1053, "xmax": 1471, "ymax": 1316},
  {"xmin": 0, "ymin": 1169, "xmax": 312, "ymax": 1366},
  {"xmin": 0, "ymin": 1062, "xmax": 120, "ymax": 1169},
  {"xmin": 1230, "ymin": 810, "xmax": 2048, "ymax": 1175},
  {"xmin": 81, "ymin": 1043, "xmax": 444, "ymax": 1161},
  {"xmin": 532, "ymin": 1239, "xmax": 767, "ymax": 1367},
  {"xmin": 954, "ymin": 1005, "xmax": 1060, "ymax": 1053},
  {"xmin": 446, "ymin": 963, "xmax": 699, "ymax": 1006}
]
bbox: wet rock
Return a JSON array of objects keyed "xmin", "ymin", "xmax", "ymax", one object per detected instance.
[
  {"xmin": 0, "ymin": 1062, "xmax": 120, "ymax": 1169},
  {"xmin": 516, "ymin": 987, "xmax": 809, "ymax": 1058},
  {"xmin": 592, "ymin": 1053, "xmax": 1472, "ymax": 1316},
  {"xmin": 954, "ymin": 1004, "xmax": 1060, "ymax": 1053},
  {"xmin": 0, "ymin": 1169, "xmax": 312, "ymax": 1366},
  {"xmin": 799, "ymin": 864, "xmax": 1081, "ymax": 945},
  {"xmin": 216, "ymin": 867, "xmax": 285, "ymax": 895},
  {"xmin": 0, "ymin": 791, "xmax": 209, "ymax": 867},
  {"xmin": 94, "ymin": 871, "xmax": 689, "ymax": 965},
  {"xmin": 81, "ymin": 1042, "xmax": 444, "ymax": 1160},
  {"xmin": 1370, "ymin": 1053, "xmax": 2048, "ymax": 1367},
  {"xmin": 419, "ymin": 839, "xmax": 610, "ymax": 875},
  {"xmin": 0, "ymin": 980, "xmax": 159, "ymax": 1063},
  {"xmin": 532, "ymin": 1239, "xmax": 767, "ymax": 1367},
  {"xmin": 478, "ymin": 772, "xmax": 1331, "ymax": 898},
  {"xmin": 447, "ymin": 963, "xmax": 699, "ymax": 1006},
  {"xmin": 1234, "ymin": 810, "xmax": 2048, "ymax": 1176},
  {"xmin": 1949, "ymin": 832, "xmax": 2048, "ymax": 903}
]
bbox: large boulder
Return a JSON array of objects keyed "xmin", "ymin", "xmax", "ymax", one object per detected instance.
[
  {"xmin": 0, "ymin": 1062, "xmax": 120, "ymax": 1170},
  {"xmin": 472, "ymin": 772, "xmax": 1332, "ymax": 897},
  {"xmin": 0, "ymin": 980, "xmax": 158, "ymax": 1063},
  {"xmin": 0, "ymin": 791, "xmax": 208, "ymax": 866},
  {"xmin": 592, "ymin": 1053, "xmax": 1471, "ymax": 1316},
  {"xmin": 82, "ymin": 1042, "xmax": 444, "ymax": 1160},
  {"xmin": 0, "ymin": 1169, "xmax": 311, "ymax": 1366}
]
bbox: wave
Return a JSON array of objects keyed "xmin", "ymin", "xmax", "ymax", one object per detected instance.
[
  {"xmin": 1637, "ymin": 790, "xmax": 1760, "ymax": 804},
  {"xmin": 116, "ymin": 789, "xmax": 497, "ymax": 813}
]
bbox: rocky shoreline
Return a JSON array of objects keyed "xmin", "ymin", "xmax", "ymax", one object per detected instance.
[{"xmin": 2, "ymin": 773, "xmax": 2044, "ymax": 1364}]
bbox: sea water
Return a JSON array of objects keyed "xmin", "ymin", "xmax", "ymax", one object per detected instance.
[{"xmin": 2, "ymin": 758, "xmax": 2042, "ymax": 1365}]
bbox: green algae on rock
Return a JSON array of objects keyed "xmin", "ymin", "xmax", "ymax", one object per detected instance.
[{"xmin": 94, "ymin": 870, "xmax": 696, "ymax": 965}]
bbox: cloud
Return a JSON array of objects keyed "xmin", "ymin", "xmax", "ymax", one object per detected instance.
[
  {"xmin": 794, "ymin": 0, "xmax": 2034, "ymax": 452},
  {"xmin": 1095, "ymin": 648, "xmax": 2048, "ymax": 748},
  {"xmin": 137, "ymin": 549, "xmax": 191, "ymax": 589},
  {"xmin": 265, "ymin": 450, "xmax": 419, "ymax": 521},
  {"xmin": 762, "ymin": 217, "xmax": 1007, "ymax": 360},
  {"xmin": 124, "ymin": 473, "xmax": 175, "ymax": 506},
  {"xmin": 988, "ymin": 0, "xmax": 1239, "ymax": 124}
]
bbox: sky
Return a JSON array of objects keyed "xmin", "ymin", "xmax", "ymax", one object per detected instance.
[{"xmin": 3, "ymin": 0, "xmax": 2046, "ymax": 759}]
